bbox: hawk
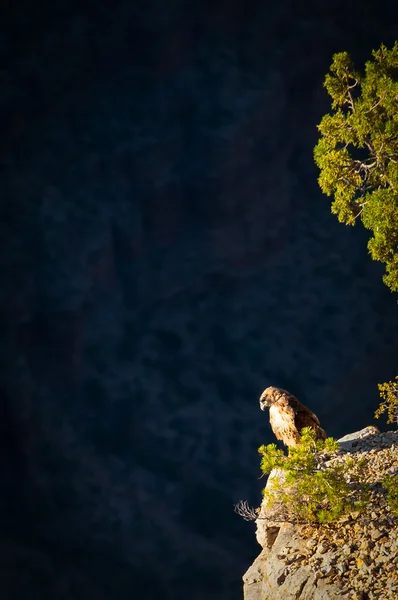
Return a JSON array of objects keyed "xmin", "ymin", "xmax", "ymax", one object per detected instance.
[{"xmin": 259, "ymin": 386, "xmax": 327, "ymax": 447}]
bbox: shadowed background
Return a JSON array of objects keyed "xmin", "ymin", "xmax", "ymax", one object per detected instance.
[{"xmin": 1, "ymin": 1, "xmax": 398, "ymax": 599}]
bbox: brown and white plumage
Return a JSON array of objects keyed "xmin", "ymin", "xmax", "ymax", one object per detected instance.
[{"xmin": 259, "ymin": 386, "xmax": 327, "ymax": 447}]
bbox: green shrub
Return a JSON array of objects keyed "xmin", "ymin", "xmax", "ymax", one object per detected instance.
[
  {"xmin": 382, "ymin": 474, "xmax": 398, "ymax": 516},
  {"xmin": 375, "ymin": 376, "xmax": 398, "ymax": 424},
  {"xmin": 258, "ymin": 428, "xmax": 369, "ymax": 524}
]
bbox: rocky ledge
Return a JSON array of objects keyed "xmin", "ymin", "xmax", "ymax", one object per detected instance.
[{"xmin": 243, "ymin": 428, "xmax": 398, "ymax": 600}]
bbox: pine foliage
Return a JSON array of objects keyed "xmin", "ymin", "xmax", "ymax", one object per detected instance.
[
  {"xmin": 314, "ymin": 42, "xmax": 398, "ymax": 423},
  {"xmin": 375, "ymin": 376, "xmax": 398, "ymax": 424},
  {"xmin": 314, "ymin": 42, "xmax": 398, "ymax": 291}
]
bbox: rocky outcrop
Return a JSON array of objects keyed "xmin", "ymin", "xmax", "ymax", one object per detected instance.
[{"xmin": 243, "ymin": 428, "xmax": 398, "ymax": 600}]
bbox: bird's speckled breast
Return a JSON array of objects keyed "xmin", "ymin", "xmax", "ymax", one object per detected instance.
[{"xmin": 269, "ymin": 404, "xmax": 300, "ymax": 445}]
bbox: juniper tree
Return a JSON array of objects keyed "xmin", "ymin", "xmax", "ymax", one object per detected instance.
[
  {"xmin": 314, "ymin": 41, "xmax": 398, "ymax": 291},
  {"xmin": 314, "ymin": 42, "xmax": 398, "ymax": 423}
]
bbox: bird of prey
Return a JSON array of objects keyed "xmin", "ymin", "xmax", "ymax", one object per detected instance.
[{"xmin": 259, "ymin": 386, "xmax": 327, "ymax": 447}]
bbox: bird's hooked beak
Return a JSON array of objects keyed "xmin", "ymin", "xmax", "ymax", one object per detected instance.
[{"xmin": 259, "ymin": 393, "xmax": 270, "ymax": 410}]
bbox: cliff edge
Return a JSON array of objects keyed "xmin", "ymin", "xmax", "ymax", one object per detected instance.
[{"xmin": 243, "ymin": 428, "xmax": 398, "ymax": 600}]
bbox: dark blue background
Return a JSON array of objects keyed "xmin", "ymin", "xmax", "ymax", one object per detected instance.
[{"xmin": 1, "ymin": 1, "xmax": 397, "ymax": 598}]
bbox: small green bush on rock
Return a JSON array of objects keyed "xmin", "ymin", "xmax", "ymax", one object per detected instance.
[
  {"xmin": 383, "ymin": 474, "xmax": 398, "ymax": 516},
  {"xmin": 258, "ymin": 428, "xmax": 369, "ymax": 524}
]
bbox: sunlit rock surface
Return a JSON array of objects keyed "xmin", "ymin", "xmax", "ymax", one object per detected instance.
[{"xmin": 243, "ymin": 429, "xmax": 398, "ymax": 600}]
